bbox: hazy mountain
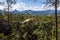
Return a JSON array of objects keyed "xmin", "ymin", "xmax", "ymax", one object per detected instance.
[
  {"xmin": 12, "ymin": 10, "xmax": 60, "ymax": 15},
  {"xmin": 12, "ymin": 10, "xmax": 20, "ymax": 14},
  {"xmin": 0, "ymin": 10, "xmax": 3, "ymax": 13},
  {"xmin": 0, "ymin": 9, "xmax": 60, "ymax": 15}
]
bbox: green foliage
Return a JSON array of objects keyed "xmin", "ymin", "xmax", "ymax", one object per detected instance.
[{"xmin": 0, "ymin": 13, "xmax": 60, "ymax": 40}]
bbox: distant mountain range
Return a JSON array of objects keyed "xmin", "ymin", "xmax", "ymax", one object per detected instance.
[
  {"xmin": 0, "ymin": 9, "xmax": 60, "ymax": 15},
  {"xmin": 12, "ymin": 10, "xmax": 60, "ymax": 15}
]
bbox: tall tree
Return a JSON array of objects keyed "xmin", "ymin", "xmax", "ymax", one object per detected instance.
[
  {"xmin": 0, "ymin": 0, "xmax": 16, "ymax": 26},
  {"xmin": 6, "ymin": 0, "xmax": 16, "ymax": 27},
  {"xmin": 45, "ymin": 0, "xmax": 60, "ymax": 40},
  {"xmin": 0, "ymin": 0, "xmax": 16, "ymax": 36},
  {"xmin": 32, "ymin": 0, "xmax": 59, "ymax": 40}
]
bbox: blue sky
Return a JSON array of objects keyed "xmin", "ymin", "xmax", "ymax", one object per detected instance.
[
  {"xmin": 17, "ymin": 0, "xmax": 45, "ymax": 6},
  {"xmin": 0, "ymin": 0, "xmax": 59, "ymax": 11}
]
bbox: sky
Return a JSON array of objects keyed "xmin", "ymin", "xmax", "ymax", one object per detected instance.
[{"xmin": 0, "ymin": 0, "xmax": 60, "ymax": 11}]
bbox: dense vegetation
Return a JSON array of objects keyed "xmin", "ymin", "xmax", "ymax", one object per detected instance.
[{"xmin": 0, "ymin": 13, "xmax": 60, "ymax": 40}]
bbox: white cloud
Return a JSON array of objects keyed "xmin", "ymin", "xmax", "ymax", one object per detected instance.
[
  {"xmin": 58, "ymin": 7, "xmax": 60, "ymax": 10},
  {"xmin": 0, "ymin": 5, "xmax": 5, "ymax": 10},
  {"xmin": 12, "ymin": 3, "xmax": 60, "ymax": 11},
  {"xmin": 12, "ymin": 3, "xmax": 26, "ymax": 11},
  {"xmin": 12, "ymin": 3, "xmax": 47, "ymax": 11},
  {"xmin": 0, "ymin": 2, "xmax": 60, "ymax": 11}
]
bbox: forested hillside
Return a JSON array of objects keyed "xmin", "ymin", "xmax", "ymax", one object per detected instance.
[{"xmin": 0, "ymin": 13, "xmax": 60, "ymax": 40}]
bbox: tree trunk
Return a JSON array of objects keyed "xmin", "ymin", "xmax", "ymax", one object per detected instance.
[{"xmin": 55, "ymin": 0, "xmax": 58, "ymax": 40}]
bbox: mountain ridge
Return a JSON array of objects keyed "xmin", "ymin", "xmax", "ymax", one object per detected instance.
[
  {"xmin": 0, "ymin": 9, "xmax": 60, "ymax": 15},
  {"xmin": 12, "ymin": 10, "xmax": 60, "ymax": 15}
]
